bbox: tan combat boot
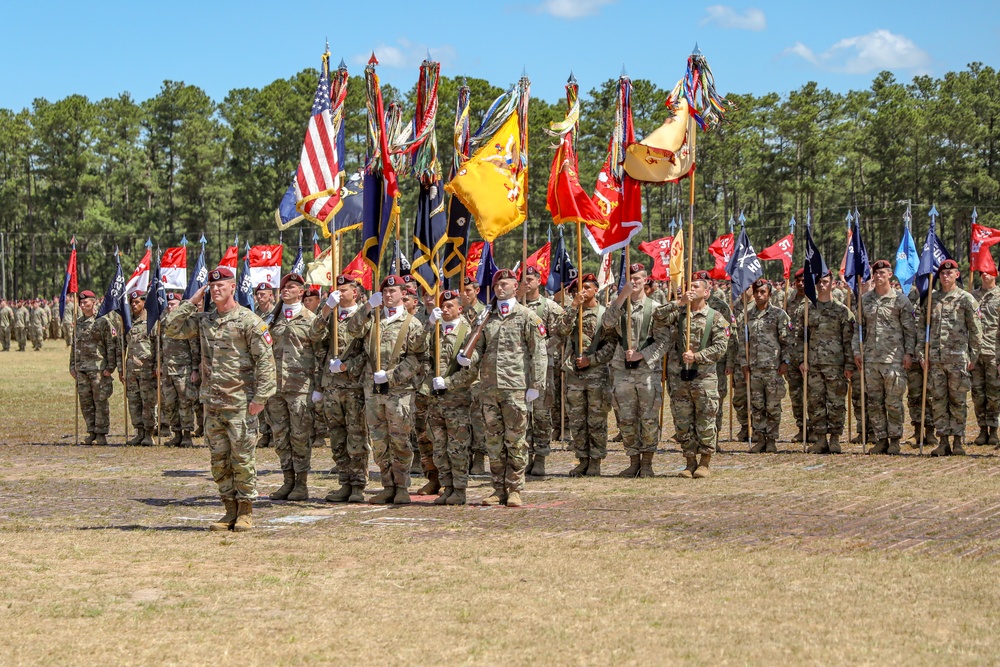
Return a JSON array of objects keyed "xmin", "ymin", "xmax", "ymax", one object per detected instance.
[
  {"xmin": 618, "ymin": 455, "xmax": 641, "ymax": 478},
  {"xmin": 270, "ymin": 469, "xmax": 295, "ymax": 500},
  {"xmin": 325, "ymin": 483, "xmax": 352, "ymax": 503},
  {"xmin": 679, "ymin": 454, "xmax": 698, "ymax": 478},
  {"xmin": 639, "ymin": 452, "xmax": 655, "ymax": 478},
  {"xmin": 469, "ymin": 453, "xmax": 486, "ymax": 475},
  {"xmin": 140, "ymin": 429, "xmax": 155, "ymax": 447},
  {"xmin": 481, "ymin": 486, "xmax": 506, "ymax": 506},
  {"xmin": 233, "ymin": 499, "xmax": 253, "ymax": 532},
  {"xmin": 585, "ymin": 458, "xmax": 601, "ymax": 477},
  {"xmin": 749, "ymin": 437, "xmax": 766, "ymax": 453},
  {"xmin": 369, "ymin": 486, "xmax": 395, "ymax": 504},
  {"xmin": 827, "ymin": 433, "xmax": 842, "ymax": 454},
  {"xmin": 869, "ymin": 438, "xmax": 889, "ymax": 455},
  {"xmin": 209, "ymin": 497, "xmax": 238, "ymax": 531},
  {"xmin": 974, "ymin": 427, "xmax": 989, "ymax": 445},
  {"xmin": 416, "ymin": 470, "xmax": 441, "ymax": 495},
  {"xmin": 506, "ymin": 490, "xmax": 522, "ymax": 507},
  {"xmin": 764, "ymin": 438, "xmax": 778, "ymax": 453},
  {"xmin": 930, "ymin": 435, "xmax": 950, "ymax": 457},
  {"xmin": 83, "ymin": 432, "xmax": 97, "ymax": 445},
  {"xmin": 807, "ymin": 434, "xmax": 828, "ymax": 454},
  {"xmin": 393, "ymin": 486, "xmax": 411, "ymax": 505},
  {"xmin": 433, "ymin": 487, "xmax": 453, "ymax": 505},
  {"xmin": 924, "ymin": 430, "xmax": 939, "ymax": 446},
  {"xmin": 126, "ymin": 428, "xmax": 145, "ymax": 447},
  {"xmin": 446, "ymin": 488, "xmax": 467, "ymax": 505},
  {"xmin": 179, "ymin": 431, "xmax": 194, "ymax": 448},
  {"xmin": 569, "ymin": 457, "xmax": 589, "ymax": 478},
  {"xmin": 529, "ymin": 456, "xmax": 547, "ymax": 477},
  {"xmin": 886, "ymin": 437, "xmax": 901, "ymax": 455},
  {"xmin": 989, "ymin": 427, "xmax": 1000, "ymax": 446},
  {"xmin": 94, "ymin": 434, "xmax": 108, "ymax": 446},
  {"xmin": 348, "ymin": 484, "xmax": 366, "ymax": 503},
  {"xmin": 737, "ymin": 425, "xmax": 750, "ymax": 442},
  {"xmin": 165, "ymin": 430, "xmax": 183, "ymax": 447},
  {"xmin": 409, "ymin": 456, "xmax": 422, "ymax": 476},
  {"xmin": 951, "ymin": 435, "xmax": 966, "ymax": 456},
  {"xmin": 693, "ymin": 452, "xmax": 712, "ymax": 478},
  {"xmin": 287, "ymin": 471, "xmax": 309, "ymax": 501}
]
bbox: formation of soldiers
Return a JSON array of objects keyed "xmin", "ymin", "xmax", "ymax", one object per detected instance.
[
  {"xmin": 0, "ymin": 297, "xmax": 72, "ymax": 351},
  {"xmin": 39, "ymin": 254, "xmax": 998, "ymax": 532}
]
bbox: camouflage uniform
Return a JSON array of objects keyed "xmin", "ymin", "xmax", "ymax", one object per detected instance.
[
  {"xmin": 463, "ymin": 301, "xmax": 488, "ymax": 463},
  {"xmin": 48, "ymin": 302, "xmax": 61, "ymax": 339},
  {"xmin": 707, "ymin": 292, "xmax": 732, "ymax": 435},
  {"xmin": 971, "ymin": 285, "xmax": 1000, "ymax": 436},
  {"xmin": 29, "ymin": 304, "xmax": 47, "ymax": 350},
  {"xmin": 725, "ymin": 297, "xmax": 750, "ymax": 435},
  {"xmin": 918, "ymin": 287, "xmax": 982, "ymax": 440},
  {"xmin": 124, "ymin": 313, "xmax": 159, "ymax": 438},
  {"xmin": 853, "ymin": 289, "xmax": 916, "ymax": 448},
  {"xmin": 906, "ymin": 287, "xmax": 935, "ymax": 438},
  {"xmin": 736, "ymin": 303, "xmax": 790, "ymax": 448},
  {"xmin": 785, "ymin": 293, "xmax": 807, "ymax": 436},
  {"xmin": 0, "ymin": 302, "xmax": 12, "ymax": 350},
  {"xmin": 164, "ymin": 300, "xmax": 276, "ymax": 501},
  {"xmin": 71, "ymin": 314, "xmax": 118, "ymax": 438},
  {"xmin": 61, "ymin": 301, "xmax": 78, "ymax": 347},
  {"xmin": 797, "ymin": 299, "xmax": 855, "ymax": 445},
  {"xmin": 14, "ymin": 304, "xmax": 28, "ymax": 351},
  {"xmin": 347, "ymin": 304, "xmax": 427, "ymax": 492},
  {"xmin": 160, "ymin": 321, "xmax": 200, "ymax": 438},
  {"xmin": 524, "ymin": 295, "xmax": 564, "ymax": 459},
  {"xmin": 555, "ymin": 304, "xmax": 614, "ymax": 466}
]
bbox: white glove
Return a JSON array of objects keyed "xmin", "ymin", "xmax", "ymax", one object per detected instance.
[
  {"xmin": 374, "ymin": 370, "xmax": 388, "ymax": 384},
  {"xmin": 368, "ymin": 292, "xmax": 383, "ymax": 309},
  {"xmin": 456, "ymin": 352, "xmax": 472, "ymax": 367},
  {"xmin": 429, "ymin": 307, "xmax": 443, "ymax": 324},
  {"xmin": 326, "ymin": 290, "xmax": 341, "ymax": 308},
  {"xmin": 329, "ymin": 358, "xmax": 345, "ymax": 373},
  {"xmin": 525, "ymin": 388, "xmax": 540, "ymax": 403},
  {"xmin": 311, "ymin": 391, "xmax": 323, "ymax": 404},
  {"xmin": 432, "ymin": 376, "xmax": 446, "ymax": 391}
]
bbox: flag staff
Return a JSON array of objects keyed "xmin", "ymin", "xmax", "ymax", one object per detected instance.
[
  {"xmin": 70, "ymin": 236, "xmax": 80, "ymax": 446},
  {"xmin": 155, "ymin": 247, "xmax": 163, "ymax": 448},
  {"xmin": 918, "ymin": 205, "xmax": 940, "ymax": 456},
  {"xmin": 853, "ymin": 209, "xmax": 867, "ymax": 454}
]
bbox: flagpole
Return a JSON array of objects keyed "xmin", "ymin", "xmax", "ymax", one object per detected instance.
[
  {"xmin": 156, "ymin": 317, "xmax": 162, "ymax": 447},
  {"xmin": 857, "ymin": 288, "xmax": 867, "ymax": 454},
  {"xmin": 742, "ymin": 291, "xmax": 753, "ymax": 448},
  {"xmin": 332, "ymin": 231, "xmax": 339, "ymax": 359},
  {"xmin": 73, "ymin": 291, "xmax": 79, "ymax": 446},
  {"xmin": 683, "ymin": 113, "xmax": 696, "ymax": 365},
  {"xmin": 625, "ymin": 247, "xmax": 633, "ymax": 351},
  {"xmin": 918, "ymin": 277, "xmax": 933, "ymax": 456},
  {"xmin": 802, "ymin": 301, "xmax": 809, "ymax": 453},
  {"xmin": 728, "ymin": 292, "xmax": 734, "ymax": 444}
]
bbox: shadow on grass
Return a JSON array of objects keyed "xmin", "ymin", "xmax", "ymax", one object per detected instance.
[
  {"xmin": 134, "ymin": 496, "xmax": 222, "ymax": 508},
  {"xmin": 162, "ymin": 469, "xmax": 209, "ymax": 478},
  {"xmin": 77, "ymin": 524, "xmax": 207, "ymax": 532}
]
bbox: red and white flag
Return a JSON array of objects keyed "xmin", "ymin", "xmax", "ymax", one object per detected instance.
[
  {"xmin": 465, "ymin": 241, "xmax": 485, "ymax": 281},
  {"xmin": 522, "ymin": 242, "xmax": 551, "ymax": 285},
  {"xmin": 597, "ymin": 252, "xmax": 614, "ymax": 290},
  {"xmin": 707, "ymin": 233, "xmax": 735, "ymax": 280},
  {"xmin": 971, "ymin": 223, "xmax": 1000, "ymax": 275},
  {"xmin": 248, "ymin": 245, "xmax": 283, "ymax": 288},
  {"xmin": 757, "ymin": 234, "xmax": 795, "ymax": 279},
  {"xmin": 294, "ymin": 65, "xmax": 343, "ymax": 228},
  {"xmin": 160, "ymin": 247, "xmax": 188, "ymax": 290},
  {"xmin": 218, "ymin": 246, "xmax": 238, "ymax": 270},
  {"xmin": 125, "ymin": 248, "xmax": 151, "ymax": 293},
  {"xmin": 341, "ymin": 249, "xmax": 373, "ymax": 290},
  {"xmin": 638, "ymin": 236, "xmax": 673, "ymax": 281}
]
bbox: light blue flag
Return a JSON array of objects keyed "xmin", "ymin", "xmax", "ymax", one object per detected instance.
[{"xmin": 894, "ymin": 226, "xmax": 919, "ymax": 293}]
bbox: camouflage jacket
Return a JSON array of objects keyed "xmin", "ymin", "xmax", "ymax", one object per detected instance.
[
  {"xmin": 736, "ymin": 304, "xmax": 790, "ymax": 370},
  {"xmin": 525, "ymin": 295, "xmax": 565, "ymax": 369},
  {"xmin": 919, "ymin": 287, "xmax": 982, "ymax": 366},
  {"xmin": 124, "ymin": 314, "xmax": 157, "ymax": 374},
  {"xmin": 164, "ymin": 300, "xmax": 276, "ymax": 411},
  {"xmin": 14, "ymin": 306, "xmax": 28, "ymax": 329},
  {"xmin": 311, "ymin": 305, "xmax": 368, "ymax": 388},
  {"xmin": 796, "ymin": 299, "xmax": 855, "ymax": 371},
  {"xmin": 422, "ymin": 318, "xmax": 480, "ymax": 392},
  {"xmin": 852, "ymin": 289, "xmax": 917, "ymax": 364},
  {"xmin": 29, "ymin": 306, "xmax": 48, "ymax": 329},
  {"xmin": 975, "ymin": 285, "xmax": 1000, "ymax": 357},
  {"xmin": 269, "ymin": 305, "xmax": 323, "ymax": 395},
  {"xmin": 785, "ymin": 292, "xmax": 808, "ymax": 362},
  {"xmin": 554, "ymin": 303, "xmax": 615, "ymax": 377},
  {"xmin": 601, "ymin": 295, "xmax": 667, "ymax": 371},
  {"xmin": 0, "ymin": 305, "xmax": 12, "ymax": 328},
  {"xmin": 470, "ymin": 299, "xmax": 547, "ymax": 392},
  {"xmin": 654, "ymin": 302, "xmax": 729, "ymax": 377},
  {"xmin": 70, "ymin": 315, "xmax": 117, "ymax": 373},
  {"xmin": 161, "ymin": 323, "xmax": 200, "ymax": 375},
  {"xmin": 347, "ymin": 305, "xmax": 428, "ymax": 392}
]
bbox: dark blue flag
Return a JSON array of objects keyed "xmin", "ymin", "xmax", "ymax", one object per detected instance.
[
  {"xmin": 145, "ymin": 256, "xmax": 167, "ymax": 335},
  {"xmin": 360, "ymin": 172, "xmax": 394, "ymax": 274},
  {"xmin": 183, "ymin": 246, "xmax": 208, "ymax": 300},
  {"xmin": 330, "ymin": 171, "xmax": 364, "ymax": 235},
  {"xmin": 725, "ymin": 224, "xmax": 763, "ymax": 300},
  {"xmin": 97, "ymin": 251, "xmax": 132, "ymax": 334},
  {"xmin": 616, "ymin": 247, "xmax": 628, "ymax": 292},
  {"xmin": 442, "ymin": 196, "xmax": 472, "ymax": 288},
  {"xmin": 391, "ymin": 240, "xmax": 411, "ymax": 276},
  {"xmin": 802, "ymin": 219, "xmax": 828, "ymax": 306},
  {"xmin": 844, "ymin": 212, "xmax": 871, "ymax": 300},
  {"xmin": 410, "ymin": 179, "xmax": 448, "ymax": 293},
  {"xmin": 275, "ymin": 176, "xmax": 304, "ymax": 228},
  {"xmin": 236, "ymin": 245, "xmax": 255, "ymax": 309},
  {"xmin": 915, "ymin": 215, "xmax": 954, "ymax": 302},
  {"xmin": 291, "ymin": 246, "xmax": 305, "ymax": 277},
  {"xmin": 476, "ymin": 241, "xmax": 498, "ymax": 304},
  {"xmin": 546, "ymin": 228, "xmax": 578, "ymax": 294}
]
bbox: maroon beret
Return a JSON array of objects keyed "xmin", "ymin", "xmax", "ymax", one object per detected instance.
[
  {"xmin": 380, "ymin": 275, "xmax": 404, "ymax": 290},
  {"xmin": 209, "ymin": 267, "xmax": 235, "ymax": 282},
  {"xmin": 463, "ymin": 276, "xmax": 479, "ymax": 287},
  {"xmin": 937, "ymin": 259, "xmax": 959, "ymax": 273},
  {"xmin": 440, "ymin": 289, "xmax": 460, "ymax": 302},
  {"xmin": 255, "ymin": 282, "xmax": 272, "ymax": 292},
  {"xmin": 303, "ymin": 287, "xmax": 320, "ymax": 298},
  {"xmin": 336, "ymin": 274, "xmax": 356, "ymax": 286},
  {"xmin": 129, "ymin": 290, "xmax": 146, "ymax": 300},
  {"xmin": 492, "ymin": 269, "xmax": 518, "ymax": 286},
  {"xmin": 525, "ymin": 266, "xmax": 540, "ymax": 276},
  {"xmin": 404, "ymin": 284, "xmax": 418, "ymax": 296},
  {"xmin": 629, "ymin": 263, "xmax": 646, "ymax": 274},
  {"xmin": 794, "ymin": 268, "xmax": 804, "ymax": 278},
  {"xmin": 279, "ymin": 274, "xmax": 305, "ymax": 289},
  {"xmin": 752, "ymin": 278, "xmax": 770, "ymax": 291},
  {"xmin": 580, "ymin": 273, "xmax": 599, "ymax": 285},
  {"xmin": 166, "ymin": 293, "xmax": 180, "ymax": 301},
  {"xmin": 79, "ymin": 290, "xmax": 96, "ymax": 299},
  {"xmin": 871, "ymin": 259, "xmax": 892, "ymax": 272},
  {"xmin": 691, "ymin": 271, "xmax": 712, "ymax": 282}
]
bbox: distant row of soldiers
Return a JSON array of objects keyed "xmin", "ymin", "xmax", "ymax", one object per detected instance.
[{"xmin": 0, "ymin": 298, "xmax": 73, "ymax": 351}]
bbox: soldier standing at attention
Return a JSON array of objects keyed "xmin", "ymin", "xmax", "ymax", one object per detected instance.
[
  {"xmin": 254, "ymin": 284, "xmax": 277, "ymax": 323},
  {"xmin": 906, "ymin": 285, "xmax": 938, "ymax": 447},
  {"xmin": 971, "ymin": 269, "xmax": 1000, "ymax": 445},
  {"xmin": 302, "ymin": 287, "xmax": 322, "ymax": 314},
  {"xmin": 29, "ymin": 299, "xmax": 48, "ymax": 350},
  {"xmin": 70, "ymin": 290, "xmax": 118, "ymax": 445},
  {"xmin": 461, "ymin": 269, "xmax": 546, "ymax": 507},
  {"xmin": 267, "ymin": 273, "xmax": 323, "ymax": 501},
  {"xmin": 522, "ymin": 266, "xmax": 564, "ymax": 476},
  {"xmin": 918, "ymin": 259, "xmax": 982, "ymax": 455},
  {"xmin": 164, "ymin": 267, "xmax": 276, "ymax": 532},
  {"xmin": 555, "ymin": 274, "xmax": 614, "ymax": 477},
  {"xmin": 460, "ymin": 276, "xmax": 489, "ymax": 475},
  {"xmin": 14, "ymin": 300, "xmax": 28, "ymax": 351},
  {"xmin": 122, "ymin": 290, "xmax": 157, "ymax": 447},
  {"xmin": 725, "ymin": 288, "xmax": 751, "ymax": 442},
  {"xmin": 653, "ymin": 271, "xmax": 729, "ymax": 478},
  {"xmin": 425, "ymin": 289, "xmax": 481, "ymax": 505},
  {"xmin": 797, "ymin": 272, "xmax": 856, "ymax": 454},
  {"xmin": 314, "ymin": 275, "xmax": 370, "ymax": 504},
  {"xmin": 602, "ymin": 264, "xmax": 666, "ymax": 477},
  {"xmin": 737, "ymin": 279, "xmax": 790, "ymax": 453},
  {"xmin": 160, "ymin": 293, "xmax": 200, "ymax": 447},
  {"xmin": 706, "ymin": 282, "xmax": 733, "ymax": 443},
  {"xmin": 61, "ymin": 297, "xmax": 78, "ymax": 347},
  {"xmin": 347, "ymin": 274, "xmax": 428, "ymax": 505},
  {"xmin": 854, "ymin": 260, "xmax": 916, "ymax": 455},
  {"xmin": 785, "ymin": 270, "xmax": 808, "ymax": 441},
  {"xmin": 0, "ymin": 299, "xmax": 12, "ymax": 351}
]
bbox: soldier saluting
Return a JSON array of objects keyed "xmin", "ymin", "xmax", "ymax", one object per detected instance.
[{"xmin": 70, "ymin": 290, "xmax": 118, "ymax": 445}]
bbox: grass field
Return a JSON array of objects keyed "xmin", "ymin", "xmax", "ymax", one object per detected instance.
[{"xmin": 2, "ymin": 345, "xmax": 1000, "ymax": 666}]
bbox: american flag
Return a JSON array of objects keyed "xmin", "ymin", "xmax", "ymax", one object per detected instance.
[{"xmin": 294, "ymin": 64, "xmax": 342, "ymax": 224}]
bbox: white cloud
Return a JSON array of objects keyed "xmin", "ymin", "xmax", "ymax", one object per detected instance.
[
  {"xmin": 351, "ymin": 38, "xmax": 457, "ymax": 69},
  {"xmin": 701, "ymin": 5, "xmax": 766, "ymax": 31},
  {"xmin": 536, "ymin": 0, "xmax": 615, "ymax": 19},
  {"xmin": 783, "ymin": 29, "xmax": 930, "ymax": 74}
]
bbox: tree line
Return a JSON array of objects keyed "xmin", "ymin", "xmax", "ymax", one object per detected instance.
[{"xmin": 1, "ymin": 62, "xmax": 998, "ymax": 298}]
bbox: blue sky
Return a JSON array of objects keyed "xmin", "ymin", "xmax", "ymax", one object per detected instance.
[{"xmin": 1, "ymin": 0, "xmax": 997, "ymax": 110}]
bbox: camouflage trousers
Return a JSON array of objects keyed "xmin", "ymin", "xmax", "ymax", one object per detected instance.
[
  {"xmin": 469, "ymin": 381, "xmax": 487, "ymax": 455},
  {"xmin": 126, "ymin": 371, "xmax": 158, "ymax": 432},
  {"xmin": 364, "ymin": 388, "xmax": 414, "ymax": 488},
  {"xmin": 323, "ymin": 381, "xmax": 369, "ymax": 487},
  {"xmin": 15, "ymin": 326, "xmax": 26, "ymax": 350},
  {"xmin": 77, "ymin": 370, "xmax": 113, "ymax": 435},
  {"xmin": 0, "ymin": 327, "xmax": 9, "ymax": 351},
  {"xmin": 312, "ymin": 399, "xmax": 329, "ymax": 444},
  {"xmin": 787, "ymin": 357, "xmax": 805, "ymax": 430},
  {"xmin": 805, "ymin": 365, "xmax": 848, "ymax": 436},
  {"xmin": 527, "ymin": 365, "xmax": 556, "ymax": 456},
  {"xmin": 206, "ymin": 408, "xmax": 259, "ymax": 500},
  {"xmin": 613, "ymin": 365, "xmax": 662, "ymax": 456},
  {"xmin": 412, "ymin": 393, "xmax": 435, "ymax": 472},
  {"xmin": 266, "ymin": 391, "xmax": 314, "ymax": 473},
  {"xmin": 426, "ymin": 392, "xmax": 472, "ymax": 490},
  {"xmin": 731, "ymin": 365, "xmax": 749, "ymax": 427},
  {"xmin": 972, "ymin": 354, "xmax": 1000, "ymax": 428},
  {"xmin": 550, "ymin": 369, "xmax": 565, "ymax": 441},
  {"xmin": 928, "ymin": 364, "xmax": 971, "ymax": 436},
  {"xmin": 862, "ymin": 363, "xmax": 906, "ymax": 441},
  {"xmin": 161, "ymin": 370, "xmax": 196, "ymax": 433},
  {"xmin": 29, "ymin": 326, "xmax": 44, "ymax": 350},
  {"xmin": 906, "ymin": 364, "xmax": 935, "ymax": 431},
  {"xmin": 49, "ymin": 319, "xmax": 60, "ymax": 340},
  {"xmin": 715, "ymin": 361, "xmax": 728, "ymax": 433},
  {"xmin": 480, "ymin": 387, "xmax": 529, "ymax": 493},
  {"xmin": 670, "ymin": 371, "xmax": 720, "ymax": 456},
  {"xmin": 565, "ymin": 370, "xmax": 610, "ymax": 460},
  {"xmin": 748, "ymin": 367, "xmax": 786, "ymax": 441},
  {"xmin": 62, "ymin": 322, "xmax": 73, "ymax": 347}
]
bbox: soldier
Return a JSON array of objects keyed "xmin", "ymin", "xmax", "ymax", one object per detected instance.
[
  {"xmin": 70, "ymin": 290, "xmax": 118, "ymax": 445},
  {"xmin": 555, "ymin": 273, "xmax": 614, "ymax": 477},
  {"xmin": 602, "ymin": 264, "xmax": 666, "ymax": 477},
  {"xmin": 425, "ymin": 289, "xmax": 481, "ymax": 505},
  {"xmin": 61, "ymin": 297, "xmax": 78, "ymax": 347},
  {"xmin": 522, "ymin": 265, "xmax": 564, "ymax": 476},
  {"xmin": 254, "ymin": 283, "xmax": 277, "ymax": 323},
  {"xmin": 971, "ymin": 269, "xmax": 1000, "ymax": 445},
  {"xmin": 906, "ymin": 286, "xmax": 938, "ymax": 447},
  {"xmin": 302, "ymin": 287, "xmax": 321, "ymax": 313},
  {"xmin": 305, "ymin": 284, "xmax": 331, "ymax": 455},
  {"xmin": 159, "ymin": 294, "xmax": 199, "ymax": 447},
  {"xmin": 725, "ymin": 288, "xmax": 751, "ymax": 442},
  {"xmin": 122, "ymin": 290, "xmax": 158, "ymax": 446},
  {"xmin": 266, "ymin": 273, "xmax": 322, "ymax": 501},
  {"xmin": 706, "ymin": 282, "xmax": 733, "ymax": 442},
  {"xmin": 164, "ymin": 267, "xmax": 276, "ymax": 532},
  {"xmin": 14, "ymin": 300, "xmax": 28, "ymax": 351},
  {"xmin": 49, "ymin": 299, "xmax": 61, "ymax": 340},
  {"xmin": 654, "ymin": 271, "xmax": 729, "ymax": 478},
  {"xmin": 347, "ymin": 274, "xmax": 427, "ymax": 505},
  {"xmin": 737, "ymin": 279, "xmax": 790, "ymax": 452},
  {"xmin": 407, "ymin": 283, "xmax": 437, "ymax": 489},
  {"xmin": 0, "ymin": 299, "xmax": 12, "ymax": 351},
  {"xmin": 918, "ymin": 259, "xmax": 982, "ymax": 455},
  {"xmin": 460, "ymin": 276, "xmax": 488, "ymax": 475},
  {"xmin": 315, "ymin": 274, "xmax": 370, "ymax": 503},
  {"xmin": 29, "ymin": 299, "xmax": 48, "ymax": 350},
  {"xmin": 797, "ymin": 272, "xmax": 856, "ymax": 454},
  {"xmin": 854, "ymin": 259, "xmax": 917, "ymax": 455},
  {"xmin": 460, "ymin": 268, "xmax": 546, "ymax": 506},
  {"xmin": 786, "ymin": 270, "xmax": 808, "ymax": 441}
]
